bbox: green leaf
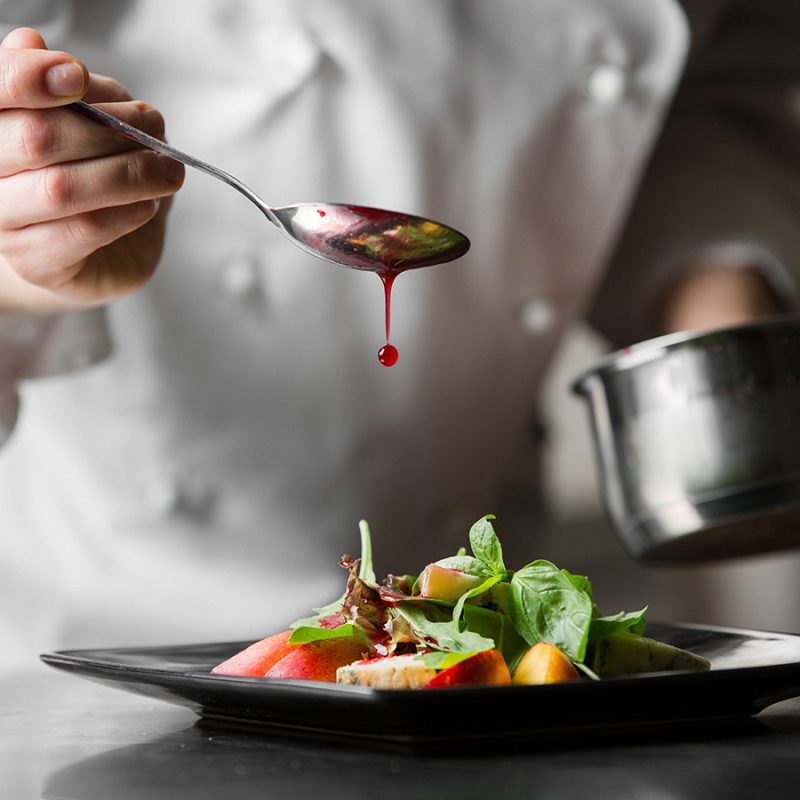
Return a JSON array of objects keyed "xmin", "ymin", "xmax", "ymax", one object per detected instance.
[
  {"xmin": 394, "ymin": 602, "xmax": 495, "ymax": 653},
  {"xmin": 289, "ymin": 597, "xmax": 344, "ymax": 629},
  {"xmin": 461, "ymin": 604, "xmax": 528, "ymax": 672},
  {"xmin": 289, "ymin": 520, "xmax": 378, "ymax": 630},
  {"xmin": 564, "ymin": 570, "xmax": 593, "ymax": 601},
  {"xmin": 509, "ymin": 560, "xmax": 593, "ymax": 662},
  {"xmin": 589, "ymin": 608, "xmax": 648, "ymax": 639},
  {"xmin": 468, "ymin": 515, "xmax": 507, "ymax": 576},
  {"xmin": 451, "ymin": 575, "xmax": 502, "ymax": 628},
  {"xmin": 358, "ymin": 519, "xmax": 376, "ymax": 585},
  {"xmin": 415, "ymin": 651, "xmax": 477, "ymax": 670},
  {"xmin": 287, "ymin": 625, "xmax": 355, "ymax": 644},
  {"xmin": 434, "ymin": 555, "xmax": 494, "ymax": 578}
]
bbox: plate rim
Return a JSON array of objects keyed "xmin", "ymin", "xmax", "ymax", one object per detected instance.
[{"xmin": 39, "ymin": 619, "xmax": 800, "ymax": 694}]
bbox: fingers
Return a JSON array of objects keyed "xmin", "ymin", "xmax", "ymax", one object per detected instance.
[
  {"xmin": 0, "ymin": 28, "xmax": 179, "ymax": 309},
  {"xmin": 4, "ymin": 27, "xmax": 133, "ymax": 105},
  {"xmin": 0, "ymin": 100, "xmax": 166, "ymax": 176},
  {"xmin": 0, "ymin": 200, "xmax": 162, "ymax": 290},
  {"xmin": 83, "ymin": 73, "xmax": 133, "ymax": 104},
  {"xmin": 2, "ymin": 26, "xmax": 47, "ymax": 50},
  {"xmin": 0, "ymin": 26, "xmax": 181, "ymax": 233},
  {"xmin": 0, "ymin": 146, "xmax": 184, "ymax": 228},
  {"xmin": 0, "ymin": 26, "xmax": 134, "ymax": 112},
  {"xmin": 0, "ymin": 29, "xmax": 88, "ymax": 108}
]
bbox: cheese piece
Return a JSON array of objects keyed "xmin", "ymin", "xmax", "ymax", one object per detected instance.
[
  {"xmin": 336, "ymin": 655, "xmax": 436, "ymax": 689},
  {"xmin": 588, "ymin": 632, "xmax": 711, "ymax": 677}
]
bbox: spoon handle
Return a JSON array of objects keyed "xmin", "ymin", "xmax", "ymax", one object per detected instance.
[{"xmin": 69, "ymin": 101, "xmax": 280, "ymax": 226}]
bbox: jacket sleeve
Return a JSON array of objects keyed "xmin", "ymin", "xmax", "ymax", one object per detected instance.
[
  {"xmin": 0, "ymin": 0, "xmax": 109, "ymax": 445},
  {"xmin": 588, "ymin": 0, "xmax": 800, "ymax": 348},
  {"xmin": 0, "ymin": 309, "xmax": 111, "ymax": 445}
]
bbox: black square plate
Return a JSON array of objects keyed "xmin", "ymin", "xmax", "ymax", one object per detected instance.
[{"xmin": 41, "ymin": 622, "xmax": 800, "ymax": 745}]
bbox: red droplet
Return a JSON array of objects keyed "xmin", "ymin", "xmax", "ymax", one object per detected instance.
[
  {"xmin": 376, "ymin": 270, "xmax": 400, "ymax": 366},
  {"xmin": 317, "ymin": 209, "xmax": 326, "ymax": 217},
  {"xmin": 378, "ymin": 343, "xmax": 399, "ymax": 367}
]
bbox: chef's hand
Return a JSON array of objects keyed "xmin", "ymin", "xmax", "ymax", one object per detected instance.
[{"xmin": 0, "ymin": 27, "xmax": 184, "ymax": 313}]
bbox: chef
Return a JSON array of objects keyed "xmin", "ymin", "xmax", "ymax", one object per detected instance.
[{"xmin": 0, "ymin": 0, "xmax": 798, "ymax": 672}]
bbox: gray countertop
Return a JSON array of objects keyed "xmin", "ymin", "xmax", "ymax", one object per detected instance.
[{"xmin": 4, "ymin": 665, "xmax": 800, "ymax": 799}]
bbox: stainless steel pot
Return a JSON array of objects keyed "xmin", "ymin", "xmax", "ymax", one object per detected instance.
[{"xmin": 572, "ymin": 316, "xmax": 800, "ymax": 563}]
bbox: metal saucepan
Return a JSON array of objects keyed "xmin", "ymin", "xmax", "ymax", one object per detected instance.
[{"xmin": 572, "ymin": 315, "xmax": 800, "ymax": 563}]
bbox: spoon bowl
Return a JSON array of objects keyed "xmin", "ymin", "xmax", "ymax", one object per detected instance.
[
  {"xmin": 272, "ymin": 203, "xmax": 470, "ymax": 272},
  {"xmin": 71, "ymin": 102, "xmax": 470, "ymax": 273}
]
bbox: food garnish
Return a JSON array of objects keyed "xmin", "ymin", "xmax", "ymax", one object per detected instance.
[{"xmin": 212, "ymin": 516, "xmax": 710, "ymax": 688}]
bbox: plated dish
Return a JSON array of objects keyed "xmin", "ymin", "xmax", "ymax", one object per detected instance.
[{"xmin": 40, "ymin": 517, "xmax": 800, "ymax": 743}]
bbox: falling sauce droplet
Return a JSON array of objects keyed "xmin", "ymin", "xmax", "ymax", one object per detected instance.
[
  {"xmin": 377, "ymin": 269, "xmax": 399, "ymax": 366},
  {"xmin": 378, "ymin": 343, "xmax": 399, "ymax": 367}
]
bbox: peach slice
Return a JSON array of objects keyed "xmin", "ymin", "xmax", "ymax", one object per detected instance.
[
  {"xmin": 264, "ymin": 636, "xmax": 368, "ymax": 683},
  {"xmin": 512, "ymin": 641, "xmax": 579, "ymax": 685},
  {"xmin": 211, "ymin": 630, "xmax": 297, "ymax": 677},
  {"xmin": 423, "ymin": 649, "xmax": 512, "ymax": 689}
]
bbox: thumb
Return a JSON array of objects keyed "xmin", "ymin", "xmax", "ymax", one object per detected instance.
[{"xmin": 0, "ymin": 26, "xmax": 88, "ymax": 108}]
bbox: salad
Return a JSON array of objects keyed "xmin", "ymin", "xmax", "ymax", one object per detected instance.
[{"xmin": 212, "ymin": 516, "xmax": 710, "ymax": 688}]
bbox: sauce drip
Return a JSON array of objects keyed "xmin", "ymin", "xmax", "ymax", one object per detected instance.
[
  {"xmin": 378, "ymin": 343, "xmax": 399, "ymax": 367},
  {"xmin": 378, "ymin": 269, "xmax": 399, "ymax": 367}
]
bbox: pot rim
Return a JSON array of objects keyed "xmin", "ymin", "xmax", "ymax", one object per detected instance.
[{"xmin": 571, "ymin": 313, "xmax": 800, "ymax": 396}]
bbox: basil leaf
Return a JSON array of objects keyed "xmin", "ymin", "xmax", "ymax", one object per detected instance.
[
  {"xmin": 434, "ymin": 555, "xmax": 494, "ymax": 578},
  {"xmin": 589, "ymin": 608, "xmax": 647, "ymax": 639},
  {"xmin": 462, "ymin": 604, "xmax": 528, "ymax": 673},
  {"xmin": 565, "ymin": 570, "xmax": 592, "ymax": 601},
  {"xmin": 509, "ymin": 560, "xmax": 593, "ymax": 662},
  {"xmin": 451, "ymin": 575, "xmax": 501, "ymax": 628},
  {"xmin": 468, "ymin": 515, "xmax": 507, "ymax": 576},
  {"xmin": 394, "ymin": 602, "xmax": 495, "ymax": 653},
  {"xmin": 288, "ymin": 624, "xmax": 355, "ymax": 644}
]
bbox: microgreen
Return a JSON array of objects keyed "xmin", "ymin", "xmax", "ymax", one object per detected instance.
[{"xmin": 358, "ymin": 519, "xmax": 376, "ymax": 585}]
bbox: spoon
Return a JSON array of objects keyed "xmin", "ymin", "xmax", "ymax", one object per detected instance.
[{"xmin": 70, "ymin": 101, "xmax": 471, "ymax": 272}]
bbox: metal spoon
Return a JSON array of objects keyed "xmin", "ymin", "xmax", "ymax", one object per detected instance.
[{"xmin": 71, "ymin": 101, "xmax": 470, "ymax": 272}]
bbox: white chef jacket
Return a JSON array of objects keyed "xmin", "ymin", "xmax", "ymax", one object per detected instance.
[{"xmin": 0, "ymin": 0, "xmax": 798, "ymax": 672}]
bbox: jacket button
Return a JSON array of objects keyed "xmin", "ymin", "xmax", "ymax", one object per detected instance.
[
  {"xmin": 582, "ymin": 61, "xmax": 628, "ymax": 105},
  {"xmin": 143, "ymin": 475, "xmax": 216, "ymax": 522},
  {"xmin": 218, "ymin": 255, "xmax": 263, "ymax": 303},
  {"xmin": 517, "ymin": 298, "xmax": 555, "ymax": 335}
]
